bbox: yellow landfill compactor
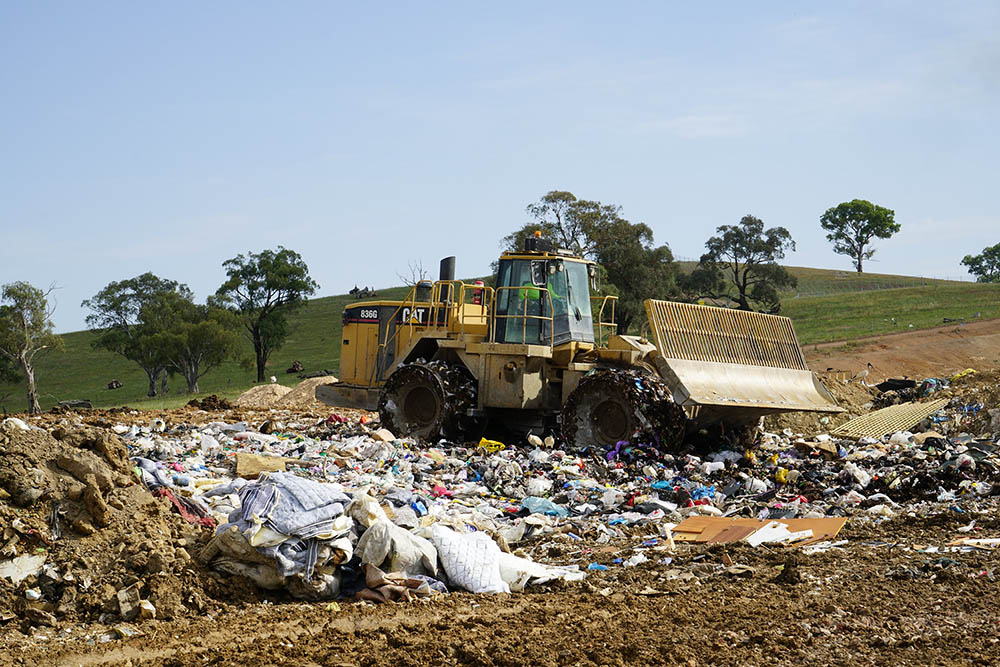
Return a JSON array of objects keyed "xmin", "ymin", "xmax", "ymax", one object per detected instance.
[{"xmin": 316, "ymin": 237, "xmax": 842, "ymax": 448}]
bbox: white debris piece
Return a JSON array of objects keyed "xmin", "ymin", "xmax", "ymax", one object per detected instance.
[{"xmin": 0, "ymin": 554, "xmax": 47, "ymax": 584}]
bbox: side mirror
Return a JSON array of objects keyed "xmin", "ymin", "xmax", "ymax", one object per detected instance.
[
  {"xmin": 588, "ymin": 264, "xmax": 599, "ymax": 291},
  {"xmin": 530, "ymin": 260, "xmax": 547, "ymax": 287}
]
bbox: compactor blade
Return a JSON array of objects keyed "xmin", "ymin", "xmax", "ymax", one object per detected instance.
[{"xmin": 643, "ymin": 300, "xmax": 842, "ymax": 419}]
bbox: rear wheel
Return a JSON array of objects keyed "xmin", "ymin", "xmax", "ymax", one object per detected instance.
[
  {"xmin": 378, "ymin": 361, "xmax": 482, "ymax": 442},
  {"xmin": 562, "ymin": 368, "xmax": 687, "ymax": 450}
]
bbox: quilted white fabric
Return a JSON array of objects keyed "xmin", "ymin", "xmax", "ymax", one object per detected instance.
[{"xmin": 429, "ymin": 524, "xmax": 509, "ymax": 594}]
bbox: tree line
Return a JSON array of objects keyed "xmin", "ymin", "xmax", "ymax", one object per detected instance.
[
  {"xmin": 0, "ymin": 247, "xmax": 317, "ymax": 414},
  {"xmin": 84, "ymin": 246, "xmax": 318, "ymax": 397},
  {"xmin": 4, "ymin": 194, "xmax": 998, "ymax": 413},
  {"xmin": 502, "ymin": 190, "xmax": 1000, "ymax": 332}
]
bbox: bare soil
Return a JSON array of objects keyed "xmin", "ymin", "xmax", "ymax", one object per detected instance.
[
  {"xmin": 804, "ymin": 318, "xmax": 1000, "ymax": 381},
  {"xmin": 3, "ymin": 333, "xmax": 1000, "ymax": 666},
  {"xmin": 274, "ymin": 376, "xmax": 339, "ymax": 412},
  {"xmin": 3, "ymin": 515, "xmax": 998, "ymax": 666},
  {"xmin": 232, "ymin": 384, "xmax": 292, "ymax": 409}
]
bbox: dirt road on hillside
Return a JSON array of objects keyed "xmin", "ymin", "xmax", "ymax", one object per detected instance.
[{"xmin": 805, "ymin": 318, "xmax": 1000, "ymax": 381}]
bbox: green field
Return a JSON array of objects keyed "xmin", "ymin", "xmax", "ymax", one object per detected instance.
[
  {"xmin": 1, "ymin": 269, "xmax": 997, "ymax": 413},
  {"xmin": 784, "ymin": 282, "xmax": 1000, "ymax": 344},
  {"xmin": 673, "ymin": 263, "xmax": 997, "ymax": 343},
  {"xmin": 677, "ymin": 262, "xmax": 970, "ymax": 297},
  {"xmin": 0, "ymin": 285, "xmax": 410, "ymax": 414}
]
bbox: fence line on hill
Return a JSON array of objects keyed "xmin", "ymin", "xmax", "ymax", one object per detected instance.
[
  {"xmin": 673, "ymin": 257, "xmax": 976, "ymax": 297},
  {"xmin": 791, "ymin": 274, "xmax": 975, "ymax": 298}
]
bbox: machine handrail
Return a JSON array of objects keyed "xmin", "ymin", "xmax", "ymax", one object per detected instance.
[
  {"xmin": 456, "ymin": 283, "xmax": 493, "ymax": 336},
  {"xmin": 371, "ymin": 284, "xmax": 422, "ymax": 386},
  {"xmin": 490, "ymin": 285, "xmax": 554, "ymax": 345},
  {"xmin": 423, "ymin": 280, "xmax": 494, "ymax": 335},
  {"xmin": 429, "ymin": 280, "xmax": 458, "ymax": 330},
  {"xmin": 591, "ymin": 295, "xmax": 618, "ymax": 347},
  {"xmin": 373, "ymin": 280, "xmax": 493, "ymax": 385}
]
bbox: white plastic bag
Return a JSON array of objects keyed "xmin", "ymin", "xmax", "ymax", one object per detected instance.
[
  {"xmin": 843, "ymin": 462, "xmax": 871, "ymax": 488},
  {"xmin": 347, "ymin": 488, "xmax": 388, "ymax": 528},
  {"xmin": 496, "ymin": 552, "xmax": 585, "ymax": 592},
  {"xmin": 356, "ymin": 519, "xmax": 438, "ymax": 576},
  {"xmin": 526, "ymin": 477, "xmax": 553, "ymax": 497}
]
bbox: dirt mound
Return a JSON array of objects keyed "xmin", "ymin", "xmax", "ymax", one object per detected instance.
[
  {"xmin": 0, "ymin": 420, "xmax": 254, "ymax": 634},
  {"xmin": 186, "ymin": 395, "xmax": 233, "ymax": 411},
  {"xmin": 273, "ymin": 376, "xmax": 338, "ymax": 412},
  {"xmin": 767, "ymin": 377, "xmax": 875, "ymax": 435},
  {"xmin": 232, "ymin": 384, "xmax": 292, "ymax": 409}
]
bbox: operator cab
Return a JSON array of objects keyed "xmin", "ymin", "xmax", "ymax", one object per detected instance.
[{"xmin": 493, "ymin": 236, "xmax": 595, "ymax": 345}]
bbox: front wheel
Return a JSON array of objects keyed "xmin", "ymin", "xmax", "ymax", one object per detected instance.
[
  {"xmin": 378, "ymin": 361, "xmax": 482, "ymax": 442},
  {"xmin": 561, "ymin": 368, "xmax": 687, "ymax": 450}
]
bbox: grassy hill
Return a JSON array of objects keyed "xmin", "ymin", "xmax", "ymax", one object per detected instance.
[
  {"xmin": 782, "ymin": 265, "xmax": 971, "ymax": 297},
  {"xmin": 1, "ymin": 269, "xmax": 997, "ymax": 413},
  {"xmin": 677, "ymin": 262, "xmax": 970, "ymax": 297},
  {"xmin": 783, "ymin": 282, "xmax": 1000, "ymax": 344},
  {"xmin": 0, "ymin": 284, "xmax": 410, "ymax": 414},
  {"xmin": 675, "ymin": 263, "xmax": 996, "ymax": 343}
]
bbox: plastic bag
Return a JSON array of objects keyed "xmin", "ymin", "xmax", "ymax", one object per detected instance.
[
  {"xmin": 526, "ymin": 477, "xmax": 553, "ymax": 497},
  {"xmin": 347, "ymin": 488, "xmax": 388, "ymax": 528},
  {"xmin": 497, "ymin": 551, "xmax": 585, "ymax": 592},
  {"xmin": 356, "ymin": 519, "xmax": 438, "ymax": 576},
  {"xmin": 521, "ymin": 496, "xmax": 568, "ymax": 517},
  {"xmin": 843, "ymin": 462, "xmax": 871, "ymax": 488}
]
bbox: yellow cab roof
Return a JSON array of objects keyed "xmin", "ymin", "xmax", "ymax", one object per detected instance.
[{"xmin": 498, "ymin": 249, "xmax": 593, "ymax": 265}]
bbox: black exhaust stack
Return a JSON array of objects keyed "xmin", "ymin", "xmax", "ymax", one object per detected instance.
[
  {"xmin": 439, "ymin": 256, "xmax": 456, "ymax": 302},
  {"xmin": 439, "ymin": 256, "xmax": 456, "ymax": 282}
]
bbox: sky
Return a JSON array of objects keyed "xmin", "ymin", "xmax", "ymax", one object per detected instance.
[{"xmin": 2, "ymin": 1, "xmax": 998, "ymax": 332}]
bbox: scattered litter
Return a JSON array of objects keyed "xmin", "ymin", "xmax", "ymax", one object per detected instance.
[{"xmin": 2, "ymin": 365, "xmax": 1000, "ymax": 638}]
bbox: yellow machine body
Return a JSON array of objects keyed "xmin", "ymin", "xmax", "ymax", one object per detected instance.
[
  {"xmin": 317, "ymin": 250, "xmax": 615, "ymax": 415},
  {"xmin": 317, "ymin": 248, "xmax": 842, "ymax": 440}
]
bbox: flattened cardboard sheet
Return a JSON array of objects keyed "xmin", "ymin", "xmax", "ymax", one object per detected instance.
[{"xmin": 672, "ymin": 516, "xmax": 848, "ymax": 548}]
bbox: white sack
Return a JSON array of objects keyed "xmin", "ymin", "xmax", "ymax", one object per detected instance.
[
  {"xmin": 356, "ymin": 519, "xmax": 438, "ymax": 576},
  {"xmin": 429, "ymin": 524, "xmax": 508, "ymax": 594}
]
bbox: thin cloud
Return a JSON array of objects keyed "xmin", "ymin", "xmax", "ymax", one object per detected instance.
[
  {"xmin": 768, "ymin": 15, "xmax": 835, "ymax": 44},
  {"xmin": 635, "ymin": 112, "xmax": 748, "ymax": 139}
]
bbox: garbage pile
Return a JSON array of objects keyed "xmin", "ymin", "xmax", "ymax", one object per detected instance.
[
  {"xmin": 124, "ymin": 416, "xmax": 588, "ymax": 601},
  {"xmin": 0, "ymin": 419, "xmax": 236, "ymax": 633},
  {"xmin": 121, "ymin": 375, "xmax": 1000, "ymax": 583},
  {"xmin": 2, "ymin": 368, "xmax": 1000, "ymax": 635}
]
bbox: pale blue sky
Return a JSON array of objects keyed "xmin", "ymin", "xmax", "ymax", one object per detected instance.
[{"xmin": 2, "ymin": 2, "xmax": 997, "ymax": 332}]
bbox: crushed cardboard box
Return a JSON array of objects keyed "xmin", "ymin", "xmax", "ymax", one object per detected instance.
[{"xmin": 671, "ymin": 516, "xmax": 848, "ymax": 548}]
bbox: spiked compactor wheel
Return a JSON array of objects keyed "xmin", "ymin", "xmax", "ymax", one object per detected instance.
[
  {"xmin": 562, "ymin": 368, "xmax": 687, "ymax": 450},
  {"xmin": 378, "ymin": 361, "xmax": 482, "ymax": 441}
]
